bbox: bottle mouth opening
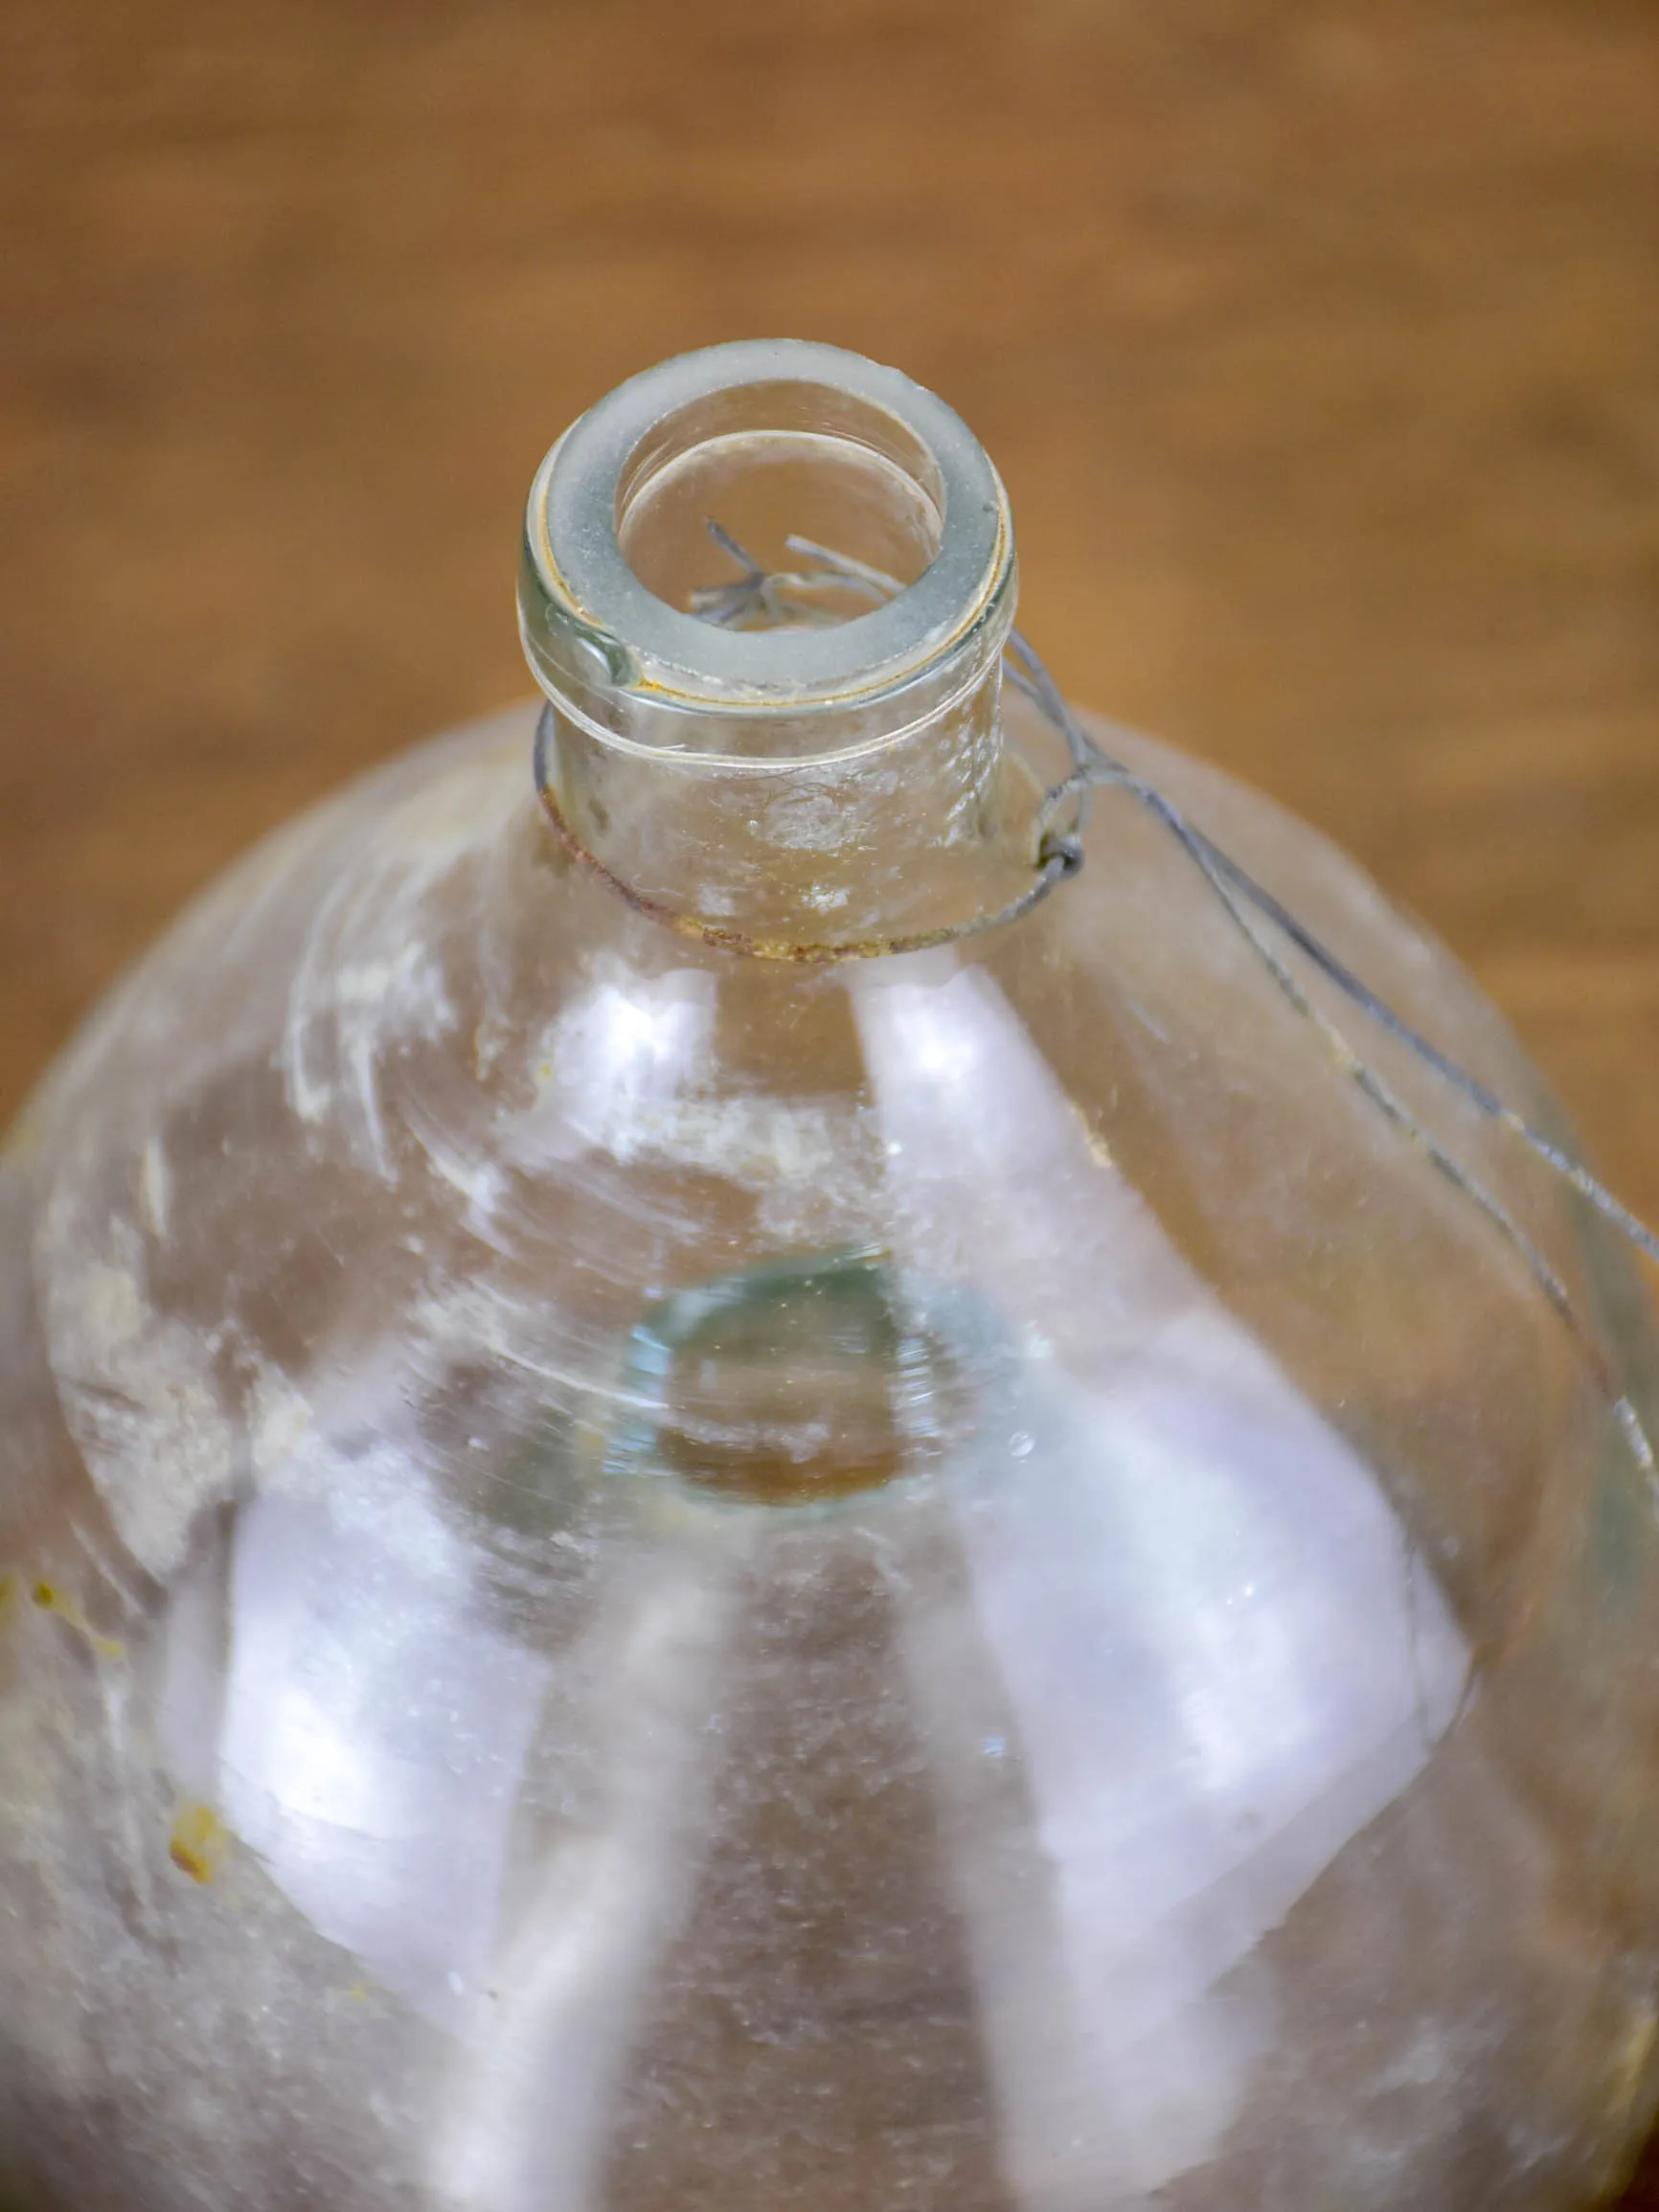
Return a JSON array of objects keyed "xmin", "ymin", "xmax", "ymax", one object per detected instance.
[
  {"xmin": 520, "ymin": 340, "xmax": 1014, "ymax": 740},
  {"xmin": 617, "ymin": 377, "xmax": 946, "ymax": 620}
]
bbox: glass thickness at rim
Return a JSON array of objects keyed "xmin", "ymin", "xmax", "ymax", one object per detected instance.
[{"xmin": 520, "ymin": 339, "xmax": 1013, "ymax": 714}]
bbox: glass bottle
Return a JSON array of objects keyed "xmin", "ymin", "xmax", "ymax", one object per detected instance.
[{"xmin": 2, "ymin": 339, "xmax": 1658, "ymax": 2212}]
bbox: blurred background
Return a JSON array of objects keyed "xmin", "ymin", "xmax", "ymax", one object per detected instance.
[{"xmin": 0, "ymin": 0, "xmax": 1656, "ymax": 2178}]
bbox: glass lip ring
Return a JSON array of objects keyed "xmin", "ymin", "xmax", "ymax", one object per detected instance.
[{"xmin": 519, "ymin": 339, "xmax": 1014, "ymax": 715}]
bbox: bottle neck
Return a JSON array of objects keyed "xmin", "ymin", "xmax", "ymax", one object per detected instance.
[
  {"xmin": 518, "ymin": 342, "xmax": 1033, "ymax": 953},
  {"xmin": 534, "ymin": 608, "xmax": 1025, "ymax": 953}
]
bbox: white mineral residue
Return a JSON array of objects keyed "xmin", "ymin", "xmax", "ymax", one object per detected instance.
[{"xmin": 38, "ymin": 1208, "xmax": 239, "ymax": 1584}]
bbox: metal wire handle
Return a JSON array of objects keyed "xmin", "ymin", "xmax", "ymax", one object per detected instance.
[{"xmin": 534, "ymin": 521, "xmax": 1659, "ymax": 1481}]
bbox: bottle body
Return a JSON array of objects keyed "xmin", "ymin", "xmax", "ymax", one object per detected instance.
[{"xmin": 3, "ymin": 688, "xmax": 1657, "ymax": 2212}]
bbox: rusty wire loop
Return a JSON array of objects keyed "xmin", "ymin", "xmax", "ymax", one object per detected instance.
[{"xmin": 535, "ymin": 520, "xmax": 1659, "ymax": 1479}]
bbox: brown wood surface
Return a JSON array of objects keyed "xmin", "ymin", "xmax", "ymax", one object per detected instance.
[{"xmin": 1, "ymin": 0, "xmax": 1656, "ymax": 2197}]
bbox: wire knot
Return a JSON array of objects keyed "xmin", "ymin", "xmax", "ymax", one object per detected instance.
[{"xmin": 1037, "ymin": 829, "xmax": 1087, "ymax": 877}]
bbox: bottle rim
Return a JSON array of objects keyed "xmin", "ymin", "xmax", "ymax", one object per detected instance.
[{"xmin": 518, "ymin": 339, "xmax": 1015, "ymax": 756}]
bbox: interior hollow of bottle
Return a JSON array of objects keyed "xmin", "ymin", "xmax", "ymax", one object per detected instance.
[{"xmin": 615, "ymin": 378, "xmax": 945, "ymax": 626}]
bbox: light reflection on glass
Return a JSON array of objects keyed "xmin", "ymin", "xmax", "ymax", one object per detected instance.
[
  {"xmin": 161, "ymin": 1416, "xmax": 551, "ymax": 2033},
  {"xmin": 432, "ymin": 1551, "xmax": 743, "ymax": 2212},
  {"xmin": 511, "ymin": 969, "xmax": 716, "ymax": 1167},
  {"xmin": 855, "ymin": 962, "xmax": 1470, "ymax": 2205}
]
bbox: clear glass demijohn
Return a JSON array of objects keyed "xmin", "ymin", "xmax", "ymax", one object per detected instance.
[{"xmin": 3, "ymin": 340, "xmax": 1659, "ymax": 2212}]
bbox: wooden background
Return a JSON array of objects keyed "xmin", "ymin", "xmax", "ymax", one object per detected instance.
[{"xmin": 1, "ymin": 0, "xmax": 1656, "ymax": 2194}]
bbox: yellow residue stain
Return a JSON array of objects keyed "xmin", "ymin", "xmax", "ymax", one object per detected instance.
[
  {"xmin": 169, "ymin": 1801, "xmax": 228, "ymax": 1885},
  {"xmin": 1070, "ymin": 1103, "xmax": 1115, "ymax": 1169},
  {"xmin": 30, "ymin": 1580, "xmax": 125, "ymax": 1661}
]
